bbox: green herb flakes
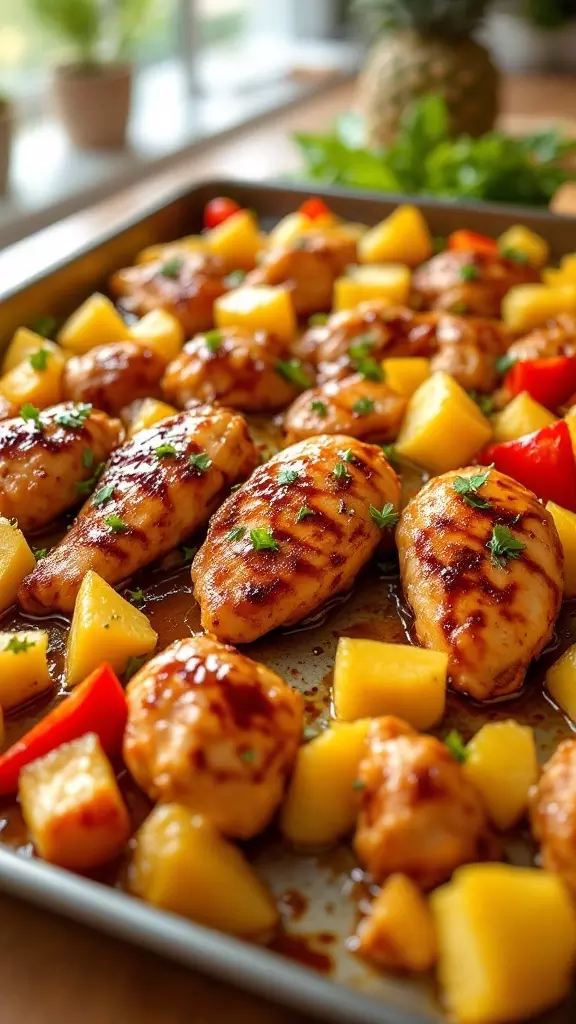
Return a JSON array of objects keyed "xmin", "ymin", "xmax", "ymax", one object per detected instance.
[
  {"xmin": 453, "ymin": 467, "xmax": 493, "ymax": 510},
  {"xmin": 104, "ymin": 514, "xmax": 128, "ymax": 534},
  {"xmin": 250, "ymin": 527, "xmax": 279, "ymax": 552},
  {"xmin": 487, "ymin": 524, "xmax": 527, "ymax": 568},
  {"xmin": 189, "ymin": 451, "xmax": 212, "ymax": 472}
]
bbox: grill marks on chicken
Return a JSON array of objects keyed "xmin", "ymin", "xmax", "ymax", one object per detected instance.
[
  {"xmin": 397, "ymin": 468, "xmax": 563, "ymax": 701},
  {"xmin": 192, "ymin": 434, "xmax": 401, "ymax": 644},
  {"xmin": 246, "ymin": 233, "xmax": 356, "ymax": 317},
  {"xmin": 63, "ymin": 341, "xmax": 166, "ymax": 416},
  {"xmin": 0, "ymin": 403, "xmax": 123, "ymax": 534},
  {"xmin": 284, "ymin": 373, "xmax": 406, "ymax": 445},
  {"xmin": 18, "ymin": 406, "xmax": 257, "ymax": 614},
  {"xmin": 412, "ymin": 250, "xmax": 539, "ymax": 318}
]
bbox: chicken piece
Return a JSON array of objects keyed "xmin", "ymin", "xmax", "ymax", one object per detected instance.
[
  {"xmin": 412, "ymin": 250, "xmax": 539, "ymax": 318},
  {"xmin": 245, "ymin": 232, "xmax": 356, "ymax": 317},
  {"xmin": 284, "ymin": 374, "xmax": 406, "ymax": 446},
  {"xmin": 295, "ymin": 302, "xmax": 439, "ymax": 383},
  {"xmin": 507, "ymin": 313, "xmax": 576, "ymax": 363},
  {"xmin": 192, "ymin": 434, "xmax": 400, "ymax": 644},
  {"xmin": 397, "ymin": 468, "xmax": 562, "ymax": 701},
  {"xmin": 162, "ymin": 326, "xmax": 298, "ymax": 412},
  {"xmin": 430, "ymin": 315, "xmax": 509, "ymax": 393},
  {"xmin": 0, "ymin": 395, "xmax": 16, "ymax": 421},
  {"xmin": 354, "ymin": 716, "xmax": 490, "ymax": 889},
  {"xmin": 0, "ymin": 403, "xmax": 122, "ymax": 534},
  {"xmin": 63, "ymin": 341, "xmax": 165, "ymax": 417},
  {"xmin": 124, "ymin": 634, "xmax": 303, "ymax": 839},
  {"xmin": 109, "ymin": 251, "xmax": 228, "ymax": 336},
  {"xmin": 18, "ymin": 406, "xmax": 257, "ymax": 614},
  {"xmin": 530, "ymin": 739, "xmax": 576, "ymax": 896}
]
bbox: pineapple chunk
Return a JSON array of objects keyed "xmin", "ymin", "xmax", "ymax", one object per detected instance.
[
  {"xmin": 502, "ymin": 284, "xmax": 576, "ymax": 333},
  {"xmin": 382, "ymin": 357, "xmax": 430, "ymax": 398},
  {"xmin": 205, "ymin": 209, "xmax": 261, "ymax": 270},
  {"xmin": 543, "ymin": 253, "xmax": 576, "ymax": 287},
  {"xmin": 546, "ymin": 643, "xmax": 576, "ymax": 722},
  {"xmin": 57, "ymin": 293, "xmax": 129, "ymax": 354},
  {"xmin": 396, "ymin": 371, "xmax": 492, "ymax": 474},
  {"xmin": 464, "ymin": 721, "xmax": 539, "ymax": 831},
  {"xmin": 65, "ymin": 570, "xmax": 157, "ymax": 687},
  {"xmin": 129, "ymin": 803, "xmax": 278, "ymax": 935},
  {"xmin": 268, "ymin": 210, "xmax": 335, "ymax": 248},
  {"xmin": 431, "ymin": 864, "xmax": 576, "ymax": 1024},
  {"xmin": 498, "ymin": 225, "xmax": 550, "ymax": 268},
  {"xmin": 1, "ymin": 329, "xmax": 63, "ymax": 375},
  {"xmin": 0, "ymin": 630, "xmax": 51, "ymax": 709},
  {"xmin": 129, "ymin": 309, "xmax": 184, "ymax": 363},
  {"xmin": 359, "ymin": 205, "xmax": 433, "ymax": 267},
  {"xmin": 280, "ymin": 720, "xmax": 371, "ymax": 846},
  {"xmin": 355, "ymin": 873, "xmax": 436, "ymax": 972},
  {"xmin": 214, "ymin": 285, "xmax": 296, "ymax": 344},
  {"xmin": 491, "ymin": 391, "xmax": 556, "ymax": 444},
  {"xmin": 19, "ymin": 732, "xmax": 130, "ymax": 870},
  {"xmin": 334, "ymin": 263, "xmax": 411, "ymax": 311},
  {"xmin": 546, "ymin": 502, "xmax": 576, "ymax": 599},
  {"xmin": 0, "ymin": 344, "xmax": 66, "ymax": 409},
  {"xmin": 135, "ymin": 236, "xmax": 207, "ymax": 264},
  {"xmin": 126, "ymin": 397, "xmax": 178, "ymax": 437},
  {"xmin": 333, "ymin": 637, "xmax": 447, "ymax": 730},
  {"xmin": 0, "ymin": 517, "xmax": 36, "ymax": 613}
]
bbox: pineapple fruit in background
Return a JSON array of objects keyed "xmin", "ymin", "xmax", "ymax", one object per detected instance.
[{"xmin": 354, "ymin": 0, "xmax": 499, "ymax": 148}]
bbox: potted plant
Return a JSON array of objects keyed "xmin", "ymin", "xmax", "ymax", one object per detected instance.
[
  {"xmin": 29, "ymin": 0, "xmax": 150, "ymax": 149},
  {"xmin": 0, "ymin": 95, "xmax": 13, "ymax": 195}
]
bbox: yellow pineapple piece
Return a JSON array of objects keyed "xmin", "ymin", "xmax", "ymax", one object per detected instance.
[
  {"xmin": 355, "ymin": 874, "xmax": 436, "ymax": 971},
  {"xmin": 0, "ymin": 343, "xmax": 66, "ymax": 409},
  {"xmin": 464, "ymin": 721, "xmax": 539, "ymax": 830},
  {"xmin": 0, "ymin": 630, "xmax": 51, "ymax": 709},
  {"xmin": 268, "ymin": 210, "xmax": 335, "ymax": 248},
  {"xmin": 498, "ymin": 225, "xmax": 549, "ymax": 268},
  {"xmin": 359, "ymin": 205, "xmax": 433, "ymax": 267},
  {"xmin": 1, "ymin": 329, "xmax": 64, "ymax": 375},
  {"xmin": 543, "ymin": 253, "xmax": 576, "ymax": 287},
  {"xmin": 126, "ymin": 398, "xmax": 178, "ymax": 437},
  {"xmin": 382, "ymin": 356, "xmax": 430, "ymax": 397},
  {"xmin": 0, "ymin": 517, "xmax": 36, "ymax": 613},
  {"xmin": 205, "ymin": 209, "xmax": 261, "ymax": 270},
  {"xmin": 57, "ymin": 293, "xmax": 129, "ymax": 354},
  {"xmin": 129, "ymin": 309, "xmax": 184, "ymax": 363},
  {"xmin": 214, "ymin": 285, "xmax": 296, "ymax": 344},
  {"xmin": 502, "ymin": 284, "xmax": 576, "ymax": 333},
  {"xmin": 491, "ymin": 391, "xmax": 556, "ymax": 444},
  {"xmin": 546, "ymin": 502, "xmax": 576, "ymax": 599},
  {"xmin": 334, "ymin": 263, "xmax": 411, "ymax": 311},
  {"xmin": 546, "ymin": 643, "xmax": 576, "ymax": 722}
]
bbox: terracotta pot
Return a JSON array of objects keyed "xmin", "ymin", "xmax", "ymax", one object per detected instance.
[
  {"xmin": 0, "ymin": 100, "xmax": 13, "ymax": 195},
  {"xmin": 52, "ymin": 62, "xmax": 133, "ymax": 150}
]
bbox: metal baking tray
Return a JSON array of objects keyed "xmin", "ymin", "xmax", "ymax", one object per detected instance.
[{"xmin": 1, "ymin": 181, "xmax": 576, "ymax": 1024}]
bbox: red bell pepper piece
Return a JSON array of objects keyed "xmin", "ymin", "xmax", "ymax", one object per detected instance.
[
  {"xmin": 447, "ymin": 230, "xmax": 498, "ymax": 255},
  {"xmin": 203, "ymin": 196, "xmax": 241, "ymax": 230},
  {"xmin": 505, "ymin": 355, "xmax": 576, "ymax": 411},
  {"xmin": 482, "ymin": 420, "xmax": 576, "ymax": 511},
  {"xmin": 299, "ymin": 196, "xmax": 332, "ymax": 221},
  {"xmin": 0, "ymin": 664, "xmax": 127, "ymax": 796}
]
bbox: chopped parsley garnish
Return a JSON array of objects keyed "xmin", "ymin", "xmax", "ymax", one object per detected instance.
[
  {"xmin": 445, "ymin": 729, "xmax": 468, "ymax": 763},
  {"xmin": 487, "ymin": 524, "xmax": 527, "ymax": 568},
  {"xmin": 352, "ymin": 396, "xmax": 375, "ymax": 416},
  {"xmin": 20, "ymin": 403, "xmax": 42, "ymax": 428},
  {"xmin": 468, "ymin": 391, "xmax": 494, "ymax": 417},
  {"xmin": 333, "ymin": 461, "xmax": 351, "ymax": 481},
  {"xmin": 82, "ymin": 448, "xmax": 95, "ymax": 470},
  {"xmin": 203, "ymin": 329, "xmax": 222, "ymax": 353},
  {"xmin": 31, "ymin": 315, "xmax": 57, "ymax": 338},
  {"xmin": 354, "ymin": 356, "xmax": 383, "ymax": 382},
  {"xmin": 495, "ymin": 352, "xmax": 517, "ymax": 376},
  {"xmin": 75, "ymin": 462, "xmax": 104, "ymax": 498},
  {"xmin": 341, "ymin": 448, "xmax": 358, "ymax": 464},
  {"xmin": 352, "ymin": 779, "xmax": 365, "ymax": 791},
  {"xmin": 369, "ymin": 503, "xmax": 400, "ymax": 529},
  {"xmin": 155, "ymin": 443, "xmax": 177, "ymax": 458},
  {"xmin": 226, "ymin": 526, "xmax": 246, "ymax": 542},
  {"xmin": 5, "ymin": 635, "xmax": 35, "ymax": 654},
  {"xmin": 348, "ymin": 336, "xmax": 375, "ymax": 360},
  {"xmin": 240, "ymin": 748, "xmax": 255, "ymax": 763},
  {"xmin": 29, "ymin": 349, "xmax": 49, "ymax": 371},
  {"xmin": 189, "ymin": 450, "xmax": 212, "ymax": 473},
  {"xmin": 500, "ymin": 246, "xmax": 528, "ymax": 264},
  {"xmin": 128, "ymin": 588, "xmax": 144, "ymax": 605},
  {"xmin": 296, "ymin": 505, "xmax": 315, "ymax": 522},
  {"xmin": 104, "ymin": 514, "xmax": 129, "ymax": 534},
  {"xmin": 278, "ymin": 467, "xmax": 300, "ymax": 486},
  {"xmin": 453, "ymin": 467, "xmax": 493, "ymax": 510},
  {"xmin": 380, "ymin": 443, "xmax": 398, "ymax": 466},
  {"xmin": 181, "ymin": 544, "xmax": 198, "ymax": 564},
  {"xmin": 159, "ymin": 256, "xmax": 184, "ymax": 279},
  {"xmin": 450, "ymin": 301, "xmax": 468, "ymax": 316},
  {"xmin": 308, "ymin": 312, "xmax": 329, "ymax": 327},
  {"xmin": 33, "ymin": 547, "xmax": 48, "ymax": 560},
  {"xmin": 275, "ymin": 359, "xmax": 313, "ymax": 390},
  {"xmin": 224, "ymin": 270, "xmax": 246, "ymax": 288},
  {"xmin": 93, "ymin": 484, "xmax": 115, "ymax": 506},
  {"xmin": 310, "ymin": 399, "xmax": 328, "ymax": 417},
  {"xmin": 55, "ymin": 403, "xmax": 92, "ymax": 429},
  {"xmin": 459, "ymin": 263, "xmax": 478, "ymax": 281},
  {"xmin": 250, "ymin": 526, "xmax": 279, "ymax": 552},
  {"xmin": 124, "ymin": 655, "xmax": 148, "ymax": 681}
]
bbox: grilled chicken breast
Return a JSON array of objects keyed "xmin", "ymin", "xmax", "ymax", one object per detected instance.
[
  {"xmin": 412, "ymin": 250, "xmax": 539, "ymax": 318},
  {"xmin": 354, "ymin": 717, "xmax": 490, "ymax": 889},
  {"xmin": 63, "ymin": 341, "xmax": 165, "ymax": 416},
  {"xmin": 192, "ymin": 434, "xmax": 400, "ymax": 644},
  {"xmin": 430, "ymin": 315, "xmax": 509, "ymax": 393},
  {"xmin": 507, "ymin": 314, "xmax": 576, "ymax": 362},
  {"xmin": 18, "ymin": 406, "xmax": 257, "ymax": 614},
  {"xmin": 162, "ymin": 326, "xmax": 298, "ymax": 412},
  {"xmin": 530, "ymin": 739, "xmax": 576, "ymax": 894},
  {"xmin": 246, "ymin": 233, "xmax": 356, "ymax": 316},
  {"xmin": 124, "ymin": 634, "xmax": 303, "ymax": 839},
  {"xmin": 109, "ymin": 251, "xmax": 227, "ymax": 336},
  {"xmin": 284, "ymin": 374, "xmax": 406, "ymax": 446},
  {"xmin": 397, "ymin": 468, "xmax": 563, "ymax": 701},
  {"xmin": 0, "ymin": 403, "xmax": 122, "ymax": 534}
]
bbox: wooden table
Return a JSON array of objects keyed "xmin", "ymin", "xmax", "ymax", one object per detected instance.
[{"xmin": 1, "ymin": 74, "xmax": 576, "ymax": 1024}]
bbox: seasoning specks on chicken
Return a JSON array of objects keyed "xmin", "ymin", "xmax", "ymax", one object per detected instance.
[
  {"xmin": 284, "ymin": 373, "xmax": 406, "ymax": 445},
  {"xmin": 63, "ymin": 341, "xmax": 166, "ymax": 416},
  {"xmin": 246, "ymin": 232, "xmax": 357, "ymax": 316}
]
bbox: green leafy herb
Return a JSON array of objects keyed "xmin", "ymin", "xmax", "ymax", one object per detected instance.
[
  {"xmin": 500, "ymin": 246, "xmax": 529, "ymax": 264},
  {"xmin": 29, "ymin": 349, "xmax": 50, "ymax": 371},
  {"xmin": 352, "ymin": 396, "xmax": 375, "ymax": 416},
  {"xmin": 487, "ymin": 524, "xmax": 527, "ymax": 568},
  {"xmin": 189, "ymin": 450, "xmax": 212, "ymax": 473},
  {"xmin": 240, "ymin": 748, "xmax": 255, "ymax": 763},
  {"xmin": 203, "ymin": 328, "xmax": 223, "ymax": 353},
  {"xmin": 31, "ymin": 315, "xmax": 57, "ymax": 338},
  {"xmin": 20, "ymin": 403, "xmax": 42, "ymax": 428},
  {"xmin": 275, "ymin": 359, "xmax": 313, "ymax": 390},
  {"xmin": 350, "ymin": 352, "xmax": 383, "ymax": 382},
  {"xmin": 124, "ymin": 655, "xmax": 148, "ymax": 681},
  {"xmin": 333, "ymin": 461, "xmax": 351, "ymax": 482},
  {"xmin": 296, "ymin": 505, "xmax": 315, "ymax": 522},
  {"xmin": 82, "ymin": 448, "xmax": 95, "ymax": 470},
  {"xmin": 155, "ymin": 443, "xmax": 177, "ymax": 459},
  {"xmin": 93, "ymin": 484, "xmax": 115, "ymax": 506},
  {"xmin": 459, "ymin": 263, "xmax": 478, "ymax": 281},
  {"xmin": 308, "ymin": 312, "xmax": 329, "ymax": 327},
  {"xmin": 75, "ymin": 461, "xmax": 104, "ymax": 498},
  {"xmin": 453, "ymin": 467, "xmax": 493, "ymax": 510},
  {"xmin": 159, "ymin": 256, "xmax": 184, "ymax": 279},
  {"xmin": 104, "ymin": 514, "xmax": 129, "ymax": 534},
  {"xmin": 127, "ymin": 588, "xmax": 144, "ymax": 606},
  {"xmin": 495, "ymin": 353, "xmax": 518, "ymax": 376},
  {"xmin": 352, "ymin": 779, "xmax": 365, "ymax": 791},
  {"xmin": 55, "ymin": 403, "xmax": 92, "ymax": 429},
  {"xmin": 224, "ymin": 270, "xmax": 246, "ymax": 288},
  {"xmin": 445, "ymin": 730, "xmax": 468, "ymax": 763},
  {"xmin": 341, "ymin": 448, "xmax": 358, "ymax": 464},
  {"xmin": 369, "ymin": 503, "xmax": 400, "ymax": 529},
  {"xmin": 380, "ymin": 443, "xmax": 398, "ymax": 466},
  {"xmin": 250, "ymin": 526, "xmax": 279, "ymax": 552},
  {"xmin": 226, "ymin": 526, "xmax": 246, "ymax": 542},
  {"xmin": 310, "ymin": 399, "xmax": 328, "ymax": 417},
  {"xmin": 33, "ymin": 547, "xmax": 48, "ymax": 560},
  {"xmin": 181, "ymin": 544, "xmax": 198, "ymax": 564},
  {"xmin": 278, "ymin": 467, "xmax": 300, "ymax": 486},
  {"xmin": 468, "ymin": 391, "xmax": 494, "ymax": 417},
  {"xmin": 4, "ymin": 635, "xmax": 36, "ymax": 654},
  {"xmin": 348, "ymin": 336, "xmax": 376, "ymax": 360}
]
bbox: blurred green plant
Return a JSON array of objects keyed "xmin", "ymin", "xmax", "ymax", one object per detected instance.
[
  {"xmin": 293, "ymin": 94, "xmax": 576, "ymax": 207},
  {"xmin": 28, "ymin": 0, "xmax": 152, "ymax": 65}
]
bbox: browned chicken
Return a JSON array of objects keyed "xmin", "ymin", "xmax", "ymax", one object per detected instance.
[
  {"xmin": 354, "ymin": 717, "xmax": 490, "ymax": 889},
  {"xmin": 430, "ymin": 315, "xmax": 509, "ymax": 393},
  {"xmin": 109, "ymin": 250, "xmax": 227, "ymax": 336},
  {"xmin": 0, "ymin": 395, "xmax": 16, "ymax": 421},
  {"xmin": 124, "ymin": 634, "xmax": 303, "ymax": 839},
  {"xmin": 0, "ymin": 403, "xmax": 122, "ymax": 534},
  {"xmin": 18, "ymin": 406, "xmax": 257, "ymax": 614},
  {"xmin": 397, "ymin": 467, "xmax": 563, "ymax": 701},
  {"xmin": 507, "ymin": 313, "xmax": 576, "ymax": 362},
  {"xmin": 161, "ymin": 326, "xmax": 298, "ymax": 412},
  {"xmin": 245, "ymin": 233, "xmax": 356, "ymax": 317},
  {"xmin": 284, "ymin": 374, "xmax": 406, "ymax": 446},
  {"xmin": 412, "ymin": 250, "xmax": 539, "ymax": 318},
  {"xmin": 530, "ymin": 739, "xmax": 576, "ymax": 894},
  {"xmin": 192, "ymin": 434, "xmax": 400, "ymax": 644},
  {"xmin": 63, "ymin": 342, "xmax": 165, "ymax": 417}
]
